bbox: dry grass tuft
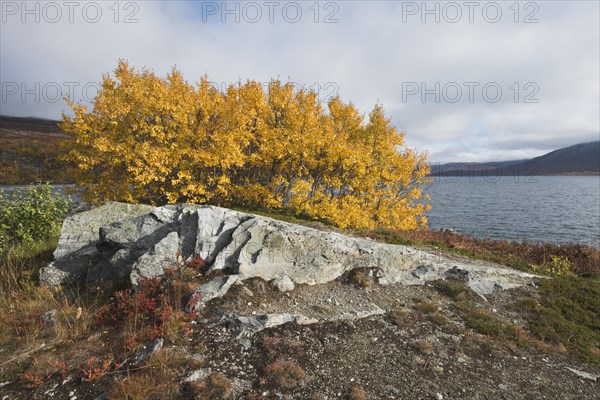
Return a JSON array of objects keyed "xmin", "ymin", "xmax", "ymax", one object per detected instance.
[
  {"xmin": 0, "ymin": 239, "xmax": 56, "ymax": 301},
  {"xmin": 348, "ymin": 385, "xmax": 368, "ymax": 400},
  {"xmin": 414, "ymin": 299, "xmax": 438, "ymax": 314},
  {"xmin": 185, "ymin": 372, "xmax": 233, "ymax": 399},
  {"xmin": 106, "ymin": 368, "xmax": 181, "ymax": 400},
  {"xmin": 264, "ymin": 358, "xmax": 307, "ymax": 389},
  {"xmin": 411, "ymin": 339, "xmax": 435, "ymax": 355},
  {"xmin": 261, "ymin": 335, "xmax": 304, "ymax": 360},
  {"xmin": 0, "ymin": 284, "xmax": 96, "ymax": 348},
  {"xmin": 389, "ymin": 307, "xmax": 411, "ymax": 327}
]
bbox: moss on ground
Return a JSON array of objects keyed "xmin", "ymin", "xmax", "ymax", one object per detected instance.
[{"xmin": 515, "ymin": 276, "xmax": 600, "ymax": 364}]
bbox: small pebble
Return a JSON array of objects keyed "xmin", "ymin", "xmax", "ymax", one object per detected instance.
[{"xmin": 387, "ymin": 386, "xmax": 400, "ymax": 395}]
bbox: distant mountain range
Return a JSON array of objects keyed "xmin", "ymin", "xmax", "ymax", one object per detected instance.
[{"xmin": 430, "ymin": 141, "xmax": 600, "ymax": 176}]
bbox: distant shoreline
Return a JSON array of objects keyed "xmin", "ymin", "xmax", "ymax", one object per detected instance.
[{"xmin": 428, "ymin": 171, "xmax": 600, "ymax": 177}]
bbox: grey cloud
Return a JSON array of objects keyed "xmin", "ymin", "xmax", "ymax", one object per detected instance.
[{"xmin": 0, "ymin": 0, "xmax": 598, "ymax": 162}]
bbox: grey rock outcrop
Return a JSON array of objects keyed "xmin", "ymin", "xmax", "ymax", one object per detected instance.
[
  {"xmin": 41, "ymin": 202, "xmax": 419, "ymax": 286},
  {"xmin": 41, "ymin": 202, "xmax": 537, "ymax": 305},
  {"xmin": 186, "ymin": 275, "xmax": 240, "ymax": 311},
  {"xmin": 40, "ymin": 203, "xmax": 172, "ymax": 285}
]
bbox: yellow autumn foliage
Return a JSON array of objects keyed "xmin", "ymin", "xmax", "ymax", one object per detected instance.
[{"xmin": 61, "ymin": 61, "xmax": 430, "ymax": 230}]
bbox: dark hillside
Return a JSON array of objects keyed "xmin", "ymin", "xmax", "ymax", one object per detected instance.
[
  {"xmin": 517, "ymin": 141, "xmax": 600, "ymax": 175},
  {"xmin": 430, "ymin": 141, "xmax": 600, "ymax": 176},
  {"xmin": 0, "ymin": 116, "xmax": 71, "ymax": 184}
]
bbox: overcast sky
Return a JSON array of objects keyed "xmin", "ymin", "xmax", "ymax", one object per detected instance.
[{"xmin": 1, "ymin": 0, "xmax": 599, "ymax": 162}]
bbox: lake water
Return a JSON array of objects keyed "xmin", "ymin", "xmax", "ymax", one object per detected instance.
[
  {"xmin": 2, "ymin": 176, "xmax": 599, "ymax": 247},
  {"xmin": 424, "ymin": 176, "xmax": 600, "ymax": 248},
  {"xmin": 0, "ymin": 184, "xmax": 81, "ymax": 203}
]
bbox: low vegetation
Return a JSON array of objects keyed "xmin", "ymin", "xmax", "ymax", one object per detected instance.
[
  {"xmin": 0, "ymin": 187, "xmax": 208, "ymax": 396},
  {"xmin": 433, "ymin": 276, "xmax": 600, "ymax": 364},
  {"xmin": 362, "ymin": 228, "xmax": 600, "ymax": 277},
  {"xmin": 515, "ymin": 276, "xmax": 600, "ymax": 363},
  {"xmin": 0, "ymin": 184, "xmax": 598, "ymax": 399},
  {"xmin": 0, "ymin": 183, "xmax": 70, "ymax": 249},
  {"xmin": 348, "ymin": 386, "xmax": 367, "ymax": 400},
  {"xmin": 184, "ymin": 372, "xmax": 233, "ymax": 400},
  {"xmin": 263, "ymin": 358, "xmax": 307, "ymax": 389}
]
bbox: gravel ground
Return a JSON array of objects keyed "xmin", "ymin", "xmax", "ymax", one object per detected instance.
[
  {"xmin": 187, "ymin": 276, "xmax": 600, "ymax": 399},
  {"xmin": 2, "ymin": 274, "xmax": 598, "ymax": 400}
]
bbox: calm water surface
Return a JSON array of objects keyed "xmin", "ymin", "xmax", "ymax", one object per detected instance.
[
  {"xmin": 425, "ymin": 176, "xmax": 600, "ymax": 248},
  {"xmin": 0, "ymin": 184, "xmax": 81, "ymax": 203}
]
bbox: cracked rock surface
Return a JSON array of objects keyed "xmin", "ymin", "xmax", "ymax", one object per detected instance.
[{"xmin": 41, "ymin": 203, "xmax": 537, "ymax": 304}]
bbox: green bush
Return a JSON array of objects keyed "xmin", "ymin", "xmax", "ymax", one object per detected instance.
[{"xmin": 0, "ymin": 184, "xmax": 70, "ymax": 249}]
